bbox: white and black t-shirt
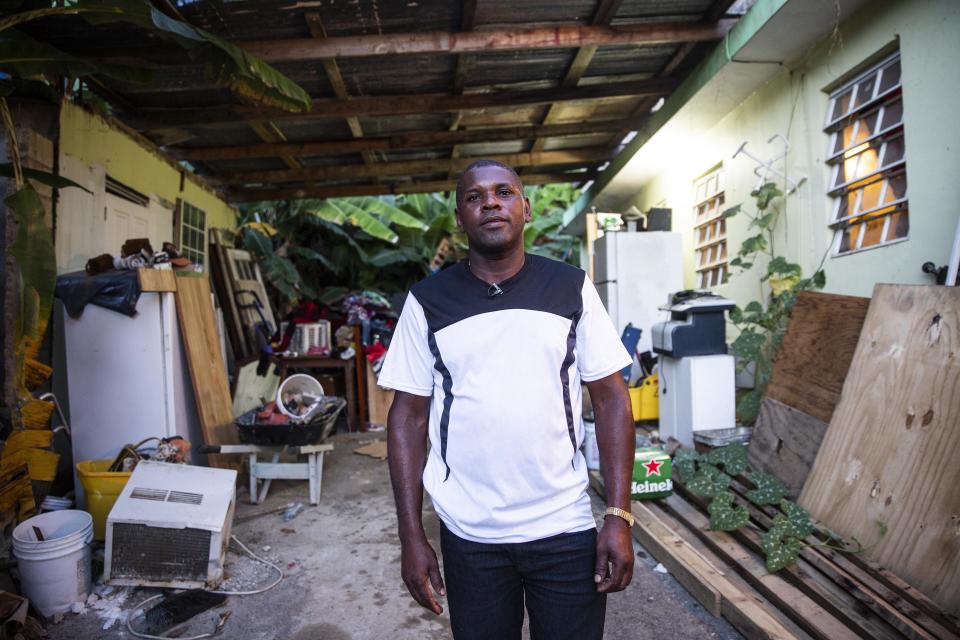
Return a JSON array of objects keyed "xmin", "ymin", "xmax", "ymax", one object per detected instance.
[{"xmin": 378, "ymin": 254, "xmax": 630, "ymax": 543}]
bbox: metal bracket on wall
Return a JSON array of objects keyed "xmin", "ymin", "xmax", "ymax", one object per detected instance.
[{"xmin": 733, "ymin": 133, "xmax": 806, "ymax": 194}]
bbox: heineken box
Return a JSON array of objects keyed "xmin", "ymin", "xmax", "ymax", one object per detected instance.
[{"xmin": 631, "ymin": 447, "xmax": 673, "ymax": 500}]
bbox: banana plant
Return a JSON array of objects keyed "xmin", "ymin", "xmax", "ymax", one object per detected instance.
[{"xmin": 0, "ymin": 0, "xmax": 311, "ymax": 112}]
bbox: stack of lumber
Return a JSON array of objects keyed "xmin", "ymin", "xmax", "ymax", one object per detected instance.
[
  {"xmin": 747, "ymin": 291, "xmax": 870, "ymax": 496},
  {"xmin": 590, "ymin": 471, "xmax": 960, "ymax": 640},
  {"xmin": 0, "ymin": 432, "xmax": 59, "ymax": 531}
]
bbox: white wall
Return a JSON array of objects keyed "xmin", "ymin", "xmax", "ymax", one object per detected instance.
[{"xmin": 625, "ymin": 0, "xmax": 960, "ymax": 303}]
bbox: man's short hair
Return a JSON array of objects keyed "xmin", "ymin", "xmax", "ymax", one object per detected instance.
[{"xmin": 455, "ymin": 159, "xmax": 524, "ymax": 204}]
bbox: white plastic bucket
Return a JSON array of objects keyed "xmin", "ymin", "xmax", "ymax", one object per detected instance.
[
  {"xmin": 276, "ymin": 374, "xmax": 325, "ymax": 419},
  {"xmin": 13, "ymin": 510, "xmax": 93, "ymax": 617},
  {"xmin": 583, "ymin": 420, "xmax": 600, "ymax": 470},
  {"xmin": 40, "ymin": 496, "xmax": 74, "ymax": 512}
]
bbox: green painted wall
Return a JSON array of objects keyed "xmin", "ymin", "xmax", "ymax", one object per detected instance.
[
  {"xmin": 59, "ymin": 101, "xmax": 237, "ymax": 230},
  {"xmin": 626, "ymin": 0, "xmax": 960, "ymax": 303}
]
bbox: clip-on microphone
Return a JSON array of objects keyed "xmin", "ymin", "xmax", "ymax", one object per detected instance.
[{"xmin": 488, "ymin": 283, "xmax": 504, "ymax": 297}]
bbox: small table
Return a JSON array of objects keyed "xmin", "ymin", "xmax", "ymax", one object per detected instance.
[
  {"xmin": 275, "ymin": 355, "xmax": 358, "ymax": 431},
  {"xmin": 214, "ymin": 443, "xmax": 334, "ymax": 505}
]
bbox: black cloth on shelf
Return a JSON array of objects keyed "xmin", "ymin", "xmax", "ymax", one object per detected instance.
[{"xmin": 54, "ymin": 270, "xmax": 142, "ymax": 318}]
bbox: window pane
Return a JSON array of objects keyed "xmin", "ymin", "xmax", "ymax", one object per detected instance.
[
  {"xmin": 857, "ymin": 177, "xmax": 883, "ymax": 213},
  {"xmin": 878, "ymin": 59, "xmax": 901, "ymax": 94},
  {"xmin": 853, "ymin": 75, "xmax": 878, "ymax": 108},
  {"xmin": 835, "ymin": 194, "xmax": 850, "ymax": 221},
  {"xmin": 880, "ymin": 98, "xmax": 903, "ymax": 130},
  {"xmin": 860, "ymin": 214, "xmax": 886, "ymax": 248},
  {"xmin": 831, "ymin": 89, "xmax": 852, "ymax": 121},
  {"xmin": 883, "ymin": 172, "xmax": 907, "ymax": 203},
  {"xmin": 888, "ymin": 209, "xmax": 909, "ymax": 240},
  {"xmin": 882, "ymin": 136, "xmax": 905, "ymax": 166}
]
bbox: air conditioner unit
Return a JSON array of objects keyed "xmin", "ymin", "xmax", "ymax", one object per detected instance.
[{"xmin": 104, "ymin": 461, "xmax": 237, "ymax": 589}]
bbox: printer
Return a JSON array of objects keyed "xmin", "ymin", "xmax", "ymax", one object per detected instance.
[{"xmin": 652, "ymin": 291, "xmax": 737, "ymax": 446}]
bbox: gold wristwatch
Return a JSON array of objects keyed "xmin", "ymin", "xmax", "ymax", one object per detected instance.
[{"xmin": 604, "ymin": 506, "xmax": 634, "ymax": 527}]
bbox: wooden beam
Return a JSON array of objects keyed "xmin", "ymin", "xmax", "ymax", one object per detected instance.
[
  {"xmin": 241, "ymin": 20, "xmax": 738, "ymax": 62},
  {"xmin": 230, "ymin": 171, "xmax": 595, "ymax": 202},
  {"xmin": 249, "ymin": 121, "xmax": 301, "ymax": 169},
  {"xmin": 224, "ymin": 149, "xmax": 609, "ymax": 185},
  {"xmin": 305, "ymin": 12, "xmax": 378, "ymax": 166},
  {"xmin": 448, "ymin": 0, "xmax": 480, "ymax": 180},
  {"xmin": 140, "ymin": 78, "xmax": 678, "ymax": 128},
  {"xmin": 175, "ymin": 119, "xmax": 639, "ymax": 162},
  {"xmin": 529, "ymin": 0, "xmax": 625, "ymax": 154}
]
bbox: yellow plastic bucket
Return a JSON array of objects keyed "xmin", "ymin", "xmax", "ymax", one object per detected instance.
[
  {"xmin": 629, "ymin": 374, "xmax": 659, "ymax": 422},
  {"xmin": 75, "ymin": 461, "xmax": 131, "ymax": 541}
]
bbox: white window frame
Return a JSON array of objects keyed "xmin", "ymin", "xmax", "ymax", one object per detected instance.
[
  {"xmin": 824, "ymin": 52, "xmax": 908, "ymax": 256},
  {"xmin": 693, "ymin": 167, "xmax": 728, "ymax": 289},
  {"xmin": 179, "ymin": 201, "xmax": 207, "ymax": 267}
]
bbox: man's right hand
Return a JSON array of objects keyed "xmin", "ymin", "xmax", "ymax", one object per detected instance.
[{"xmin": 400, "ymin": 534, "xmax": 446, "ymax": 615}]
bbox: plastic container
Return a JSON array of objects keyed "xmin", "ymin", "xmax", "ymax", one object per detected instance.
[
  {"xmin": 12, "ymin": 510, "xmax": 93, "ymax": 617},
  {"xmin": 582, "ymin": 420, "xmax": 600, "ymax": 470},
  {"xmin": 630, "ymin": 373, "xmax": 659, "ymax": 421},
  {"xmin": 276, "ymin": 374, "xmax": 325, "ymax": 420},
  {"xmin": 75, "ymin": 460, "xmax": 131, "ymax": 540},
  {"xmin": 40, "ymin": 495, "xmax": 74, "ymax": 512}
]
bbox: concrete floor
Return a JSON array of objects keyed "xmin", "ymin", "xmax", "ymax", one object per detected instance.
[{"xmin": 49, "ymin": 432, "xmax": 742, "ymax": 639}]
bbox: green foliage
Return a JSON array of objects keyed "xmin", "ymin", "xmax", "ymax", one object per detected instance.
[
  {"xmin": 707, "ymin": 491, "xmax": 750, "ymax": 531},
  {"xmin": 703, "ymin": 442, "xmax": 748, "ymax": 475},
  {"xmin": 686, "ymin": 463, "xmax": 732, "ymax": 498},
  {"xmin": 1, "ymin": 0, "xmax": 310, "ymax": 112},
  {"xmin": 671, "ymin": 445, "xmax": 846, "ymax": 573},
  {"xmin": 726, "ymin": 182, "xmax": 827, "ymax": 423},
  {"xmin": 672, "ymin": 448, "xmax": 699, "ymax": 480},
  {"xmin": 745, "ymin": 472, "xmax": 791, "ymax": 506},
  {"xmin": 239, "ymin": 183, "xmax": 582, "ymax": 308}
]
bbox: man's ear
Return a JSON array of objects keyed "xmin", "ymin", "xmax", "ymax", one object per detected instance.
[
  {"xmin": 523, "ymin": 197, "xmax": 532, "ymax": 222},
  {"xmin": 454, "ymin": 208, "xmax": 463, "ymax": 229}
]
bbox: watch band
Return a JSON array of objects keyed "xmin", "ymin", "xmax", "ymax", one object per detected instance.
[{"xmin": 604, "ymin": 506, "xmax": 635, "ymax": 527}]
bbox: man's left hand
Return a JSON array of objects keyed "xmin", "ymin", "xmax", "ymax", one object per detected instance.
[{"xmin": 594, "ymin": 516, "xmax": 634, "ymax": 593}]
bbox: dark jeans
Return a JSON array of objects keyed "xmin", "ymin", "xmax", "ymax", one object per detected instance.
[{"xmin": 440, "ymin": 524, "xmax": 606, "ymax": 640}]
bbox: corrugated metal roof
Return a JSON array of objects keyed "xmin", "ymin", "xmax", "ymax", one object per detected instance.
[{"xmin": 39, "ymin": 0, "xmax": 739, "ymax": 200}]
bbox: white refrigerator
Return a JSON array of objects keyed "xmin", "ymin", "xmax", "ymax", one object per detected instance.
[
  {"xmin": 593, "ymin": 231, "xmax": 683, "ymax": 356},
  {"xmin": 55, "ymin": 292, "xmax": 206, "ymax": 502}
]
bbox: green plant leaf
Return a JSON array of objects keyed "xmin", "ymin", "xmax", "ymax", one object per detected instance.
[
  {"xmin": 286, "ymin": 245, "xmax": 340, "ymax": 274},
  {"xmin": 687, "ymin": 464, "xmax": 731, "ymax": 498},
  {"xmin": 721, "ymin": 204, "xmax": 741, "ymax": 219},
  {"xmin": 763, "ymin": 534, "xmax": 802, "ymax": 572},
  {"xmin": 367, "ymin": 247, "xmax": 421, "ymax": 267},
  {"xmin": 80, "ymin": 0, "xmax": 310, "ymax": 112},
  {"xmin": 673, "ymin": 448, "xmax": 699, "ymax": 480},
  {"xmin": 0, "ymin": 29, "xmax": 153, "ymax": 83},
  {"xmin": 330, "ymin": 199, "xmax": 399, "ymax": 244},
  {"xmin": 766, "ymin": 256, "xmax": 802, "ymax": 277},
  {"xmin": 780, "ymin": 500, "xmax": 815, "ymax": 538},
  {"xmin": 731, "ymin": 329, "xmax": 766, "ymax": 363},
  {"xmin": 704, "ymin": 443, "xmax": 748, "ymax": 475},
  {"xmin": 728, "ymin": 306, "xmax": 743, "ymax": 323},
  {"xmin": 746, "ymin": 472, "xmax": 791, "ymax": 505},
  {"xmin": 0, "ymin": 163, "xmax": 93, "ymax": 192},
  {"xmin": 242, "ymin": 227, "xmax": 274, "ymax": 257},
  {"xmin": 750, "ymin": 211, "xmax": 777, "ymax": 230},
  {"xmin": 812, "ymin": 269, "xmax": 826, "ymax": 289},
  {"xmin": 740, "ymin": 234, "xmax": 768, "ymax": 255},
  {"xmin": 351, "ymin": 196, "xmax": 428, "ymax": 231},
  {"xmin": 6, "ymin": 185, "xmax": 55, "ymax": 365},
  {"xmin": 736, "ymin": 388, "xmax": 763, "ymax": 425},
  {"xmin": 752, "ymin": 182, "xmax": 783, "ymax": 210},
  {"xmin": 707, "ymin": 491, "xmax": 750, "ymax": 531}
]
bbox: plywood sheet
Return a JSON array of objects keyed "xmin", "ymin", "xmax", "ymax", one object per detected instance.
[
  {"xmin": 749, "ymin": 398, "xmax": 829, "ymax": 498},
  {"xmin": 137, "ymin": 268, "xmax": 176, "ymax": 292},
  {"xmin": 799, "ymin": 285, "xmax": 960, "ymax": 615},
  {"xmin": 767, "ymin": 291, "xmax": 870, "ymax": 423},
  {"xmin": 174, "ymin": 273, "xmax": 239, "ymax": 469},
  {"xmin": 365, "ymin": 364, "xmax": 394, "ymax": 427}
]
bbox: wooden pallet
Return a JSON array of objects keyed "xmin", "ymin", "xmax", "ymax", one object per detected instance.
[{"xmin": 588, "ymin": 471, "xmax": 960, "ymax": 640}]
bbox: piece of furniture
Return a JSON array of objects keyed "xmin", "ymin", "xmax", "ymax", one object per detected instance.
[
  {"xmin": 275, "ymin": 355, "xmax": 357, "ymax": 431},
  {"xmin": 214, "ymin": 443, "xmax": 334, "ymax": 505}
]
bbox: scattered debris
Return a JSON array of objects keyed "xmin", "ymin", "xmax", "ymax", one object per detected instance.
[
  {"xmin": 281, "ymin": 503, "xmax": 304, "ymax": 522},
  {"xmin": 354, "ymin": 440, "xmax": 388, "ymax": 460},
  {"xmin": 653, "ymin": 563, "xmax": 668, "ymax": 574}
]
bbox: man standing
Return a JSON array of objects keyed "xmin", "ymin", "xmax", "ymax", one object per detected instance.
[{"xmin": 379, "ymin": 160, "xmax": 635, "ymax": 640}]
